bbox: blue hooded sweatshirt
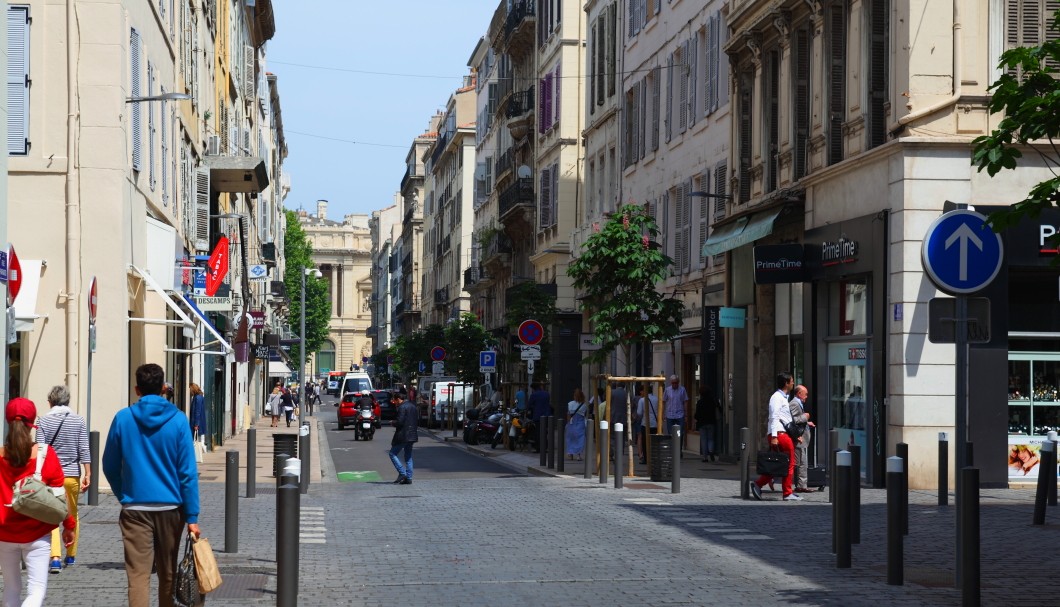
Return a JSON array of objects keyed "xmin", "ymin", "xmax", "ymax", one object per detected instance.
[{"xmin": 102, "ymin": 394, "xmax": 200, "ymax": 523}]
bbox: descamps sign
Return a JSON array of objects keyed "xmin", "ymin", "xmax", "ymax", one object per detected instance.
[{"xmin": 753, "ymin": 244, "xmax": 806, "ymax": 284}]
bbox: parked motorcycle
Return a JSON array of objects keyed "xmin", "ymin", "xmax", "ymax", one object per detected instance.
[
  {"xmin": 354, "ymin": 403, "xmax": 376, "ymax": 441},
  {"xmin": 502, "ymin": 410, "xmax": 534, "ymax": 451}
]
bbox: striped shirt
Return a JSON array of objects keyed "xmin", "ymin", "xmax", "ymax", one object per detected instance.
[{"xmin": 36, "ymin": 406, "xmax": 91, "ymax": 478}]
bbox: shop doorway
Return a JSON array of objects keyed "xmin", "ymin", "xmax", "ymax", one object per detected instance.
[{"xmin": 828, "ymin": 341, "xmax": 867, "ymax": 476}]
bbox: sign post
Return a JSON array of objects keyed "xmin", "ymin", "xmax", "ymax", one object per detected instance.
[
  {"xmin": 86, "ymin": 277, "xmax": 97, "ymax": 441},
  {"xmin": 921, "ymin": 207, "xmax": 1003, "ymax": 586},
  {"xmin": 517, "ymin": 320, "xmax": 544, "ymax": 391}
]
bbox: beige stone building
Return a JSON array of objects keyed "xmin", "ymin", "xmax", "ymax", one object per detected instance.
[{"xmin": 299, "ymin": 202, "xmax": 373, "ymax": 376}]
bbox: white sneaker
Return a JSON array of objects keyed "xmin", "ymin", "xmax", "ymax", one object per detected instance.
[{"xmin": 783, "ymin": 493, "xmax": 803, "ymax": 501}]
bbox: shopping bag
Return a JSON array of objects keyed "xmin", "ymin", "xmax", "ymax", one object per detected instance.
[
  {"xmin": 173, "ymin": 534, "xmax": 203, "ymax": 607},
  {"xmin": 192, "ymin": 535, "xmax": 223, "ymax": 594},
  {"xmin": 755, "ymin": 450, "xmax": 790, "ymax": 477}
]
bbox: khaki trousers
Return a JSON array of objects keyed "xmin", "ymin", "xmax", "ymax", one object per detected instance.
[{"xmin": 119, "ymin": 508, "xmax": 184, "ymax": 607}]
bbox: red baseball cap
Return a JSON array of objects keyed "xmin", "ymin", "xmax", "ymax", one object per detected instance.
[{"xmin": 5, "ymin": 397, "xmax": 38, "ymax": 428}]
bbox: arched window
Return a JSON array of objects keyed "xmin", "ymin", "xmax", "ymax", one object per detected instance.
[{"xmin": 316, "ymin": 339, "xmax": 336, "ymax": 375}]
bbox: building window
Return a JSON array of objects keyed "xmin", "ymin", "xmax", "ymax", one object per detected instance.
[
  {"xmin": 792, "ymin": 25, "xmax": 811, "ymax": 181},
  {"xmin": 867, "ymin": 0, "xmax": 890, "ymax": 149},
  {"xmin": 828, "ymin": 278, "xmax": 869, "ymax": 337},
  {"xmin": 7, "ymin": 6, "xmax": 30, "ymax": 156},
  {"xmin": 827, "ymin": 1, "xmax": 847, "ymax": 166}
]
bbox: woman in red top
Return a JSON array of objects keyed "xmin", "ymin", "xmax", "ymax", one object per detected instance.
[{"xmin": 0, "ymin": 398, "xmax": 75, "ymax": 607}]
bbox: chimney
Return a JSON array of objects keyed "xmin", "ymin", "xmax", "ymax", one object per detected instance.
[{"xmin": 316, "ymin": 199, "xmax": 328, "ymax": 220}]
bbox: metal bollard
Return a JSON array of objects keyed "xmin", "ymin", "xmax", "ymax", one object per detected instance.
[
  {"xmin": 1033, "ymin": 441, "xmax": 1054, "ymax": 525},
  {"xmin": 1048, "ymin": 431, "xmax": 1058, "ymax": 507},
  {"xmin": 938, "ymin": 433, "xmax": 948, "ymax": 507},
  {"xmin": 88, "ymin": 431, "xmax": 100, "ymax": 505},
  {"xmin": 546, "ymin": 416, "xmax": 555, "ymax": 470},
  {"xmin": 886, "ymin": 456, "xmax": 904, "ymax": 585},
  {"xmin": 614, "ymin": 424, "xmax": 624, "ymax": 489},
  {"xmin": 896, "ymin": 441, "xmax": 909, "ymax": 535},
  {"xmin": 828, "ymin": 429, "xmax": 839, "ymax": 504},
  {"xmin": 835, "ymin": 450, "xmax": 852, "ymax": 568},
  {"xmin": 960, "ymin": 467, "xmax": 980, "ymax": 607},
  {"xmin": 832, "ymin": 448, "xmax": 838, "ymax": 553},
  {"xmin": 225, "ymin": 451, "xmax": 238, "ymax": 553},
  {"xmin": 277, "ymin": 483, "xmax": 300, "ymax": 607},
  {"xmin": 275, "ymin": 453, "xmax": 290, "ymax": 488},
  {"xmin": 850, "ymin": 445, "xmax": 861, "ymax": 544},
  {"xmin": 246, "ymin": 428, "xmax": 256, "ymax": 498},
  {"xmin": 740, "ymin": 427, "xmax": 750, "ymax": 499},
  {"xmin": 299, "ymin": 424, "xmax": 310, "ymax": 495},
  {"xmin": 539, "ymin": 418, "xmax": 548, "ymax": 467},
  {"xmin": 965, "ymin": 441, "xmax": 974, "ymax": 467},
  {"xmin": 584, "ymin": 418, "xmax": 594, "ymax": 480},
  {"xmin": 599, "ymin": 421, "xmax": 610, "ymax": 485},
  {"xmin": 671, "ymin": 424, "xmax": 681, "ymax": 494},
  {"xmin": 557, "ymin": 416, "xmax": 566, "ymax": 474}
]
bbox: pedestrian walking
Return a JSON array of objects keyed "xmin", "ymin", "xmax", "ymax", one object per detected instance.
[
  {"xmin": 35, "ymin": 385, "xmax": 91, "ymax": 574},
  {"xmin": 635, "ymin": 384, "xmax": 659, "ymax": 464},
  {"xmin": 565, "ymin": 388, "xmax": 587, "ymax": 461},
  {"xmin": 388, "ymin": 394, "xmax": 418, "ymax": 485},
  {"xmin": 662, "ymin": 374, "xmax": 690, "ymax": 438},
  {"xmin": 102, "ymin": 363, "xmax": 201, "ymax": 607},
  {"xmin": 188, "ymin": 383, "xmax": 207, "ymax": 439},
  {"xmin": 281, "ymin": 388, "xmax": 296, "ymax": 427},
  {"xmin": 749, "ymin": 372, "xmax": 799, "ymax": 501},
  {"xmin": 789, "ymin": 384, "xmax": 815, "ymax": 493},
  {"xmin": 527, "ymin": 383, "xmax": 552, "ymax": 452},
  {"xmin": 267, "ymin": 385, "xmax": 282, "ymax": 427},
  {"xmin": 0, "ymin": 397, "xmax": 76, "ymax": 607},
  {"xmin": 304, "ymin": 380, "xmax": 317, "ymax": 417},
  {"xmin": 695, "ymin": 386, "xmax": 720, "ymax": 462},
  {"xmin": 609, "ymin": 382, "xmax": 629, "ymax": 458}
]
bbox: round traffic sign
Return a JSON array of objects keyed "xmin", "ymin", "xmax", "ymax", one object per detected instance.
[
  {"xmin": 430, "ymin": 346, "xmax": 446, "ymax": 361},
  {"xmin": 518, "ymin": 319, "xmax": 544, "ymax": 346},
  {"xmin": 7, "ymin": 246, "xmax": 21, "ymax": 304},
  {"xmin": 922, "ymin": 210, "xmax": 1003, "ymax": 295},
  {"xmin": 88, "ymin": 276, "xmax": 98, "ymax": 323}
]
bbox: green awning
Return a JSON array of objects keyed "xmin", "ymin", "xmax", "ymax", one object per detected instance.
[{"xmin": 701, "ymin": 208, "xmax": 783, "ymax": 256}]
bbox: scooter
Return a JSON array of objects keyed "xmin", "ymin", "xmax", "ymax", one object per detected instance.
[{"xmin": 354, "ymin": 403, "xmax": 376, "ymax": 441}]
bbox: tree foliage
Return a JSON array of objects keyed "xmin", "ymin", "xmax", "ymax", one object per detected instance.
[
  {"xmin": 391, "ymin": 324, "xmax": 445, "ymax": 379},
  {"xmin": 369, "ymin": 348, "xmax": 394, "ymax": 387},
  {"xmin": 566, "ymin": 204, "xmax": 684, "ymax": 366},
  {"xmin": 390, "ymin": 317, "xmax": 495, "ymax": 383},
  {"xmin": 283, "ymin": 210, "xmax": 331, "ymax": 370},
  {"xmin": 973, "ymin": 10, "xmax": 1060, "ymax": 230}
]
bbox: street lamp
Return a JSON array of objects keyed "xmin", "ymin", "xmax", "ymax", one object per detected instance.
[
  {"xmin": 300, "ymin": 267, "xmax": 322, "ymax": 389},
  {"xmin": 126, "ymin": 92, "xmax": 193, "ymax": 103}
]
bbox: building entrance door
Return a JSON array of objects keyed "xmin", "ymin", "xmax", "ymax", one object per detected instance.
[{"xmin": 828, "ymin": 341, "xmax": 868, "ymax": 477}]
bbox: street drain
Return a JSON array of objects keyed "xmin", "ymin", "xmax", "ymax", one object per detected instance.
[{"xmin": 208, "ymin": 573, "xmax": 270, "ymax": 599}]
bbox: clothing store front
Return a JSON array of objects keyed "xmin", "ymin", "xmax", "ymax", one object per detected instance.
[{"xmin": 804, "ymin": 212, "xmax": 889, "ymax": 486}]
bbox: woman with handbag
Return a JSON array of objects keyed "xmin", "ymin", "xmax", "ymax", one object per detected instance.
[
  {"xmin": 749, "ymin": 373, "xmax": 800, "ymax": 501},
  {"xmin": 0, "ymin": 398, "xmax": 76, "ymax": 607},
  {"xmin": 267, "ymin": 385, "xmax": 282, "ymax": 427},
  {"xmin": 565, "ymin": 388, "xmax": 588, "ymax": 461}
]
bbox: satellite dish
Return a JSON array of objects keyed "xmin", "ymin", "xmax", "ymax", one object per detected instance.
[{"xmin": 517, "ymin": 165, "xmax": 532, "ymax": 179}]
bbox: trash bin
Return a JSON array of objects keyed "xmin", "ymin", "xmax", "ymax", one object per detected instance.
[
  {"xmin": 273, "ymin": 434, "xmax": 298, "ymax": 477},
  {"xmin": 649, "ymin": 433, "xmax": 674, "ymax": 482}
]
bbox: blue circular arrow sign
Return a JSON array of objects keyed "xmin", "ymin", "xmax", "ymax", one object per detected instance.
[{"xmin": 921, "ymin": 210, "xmax": 1003, "ymax": 295}]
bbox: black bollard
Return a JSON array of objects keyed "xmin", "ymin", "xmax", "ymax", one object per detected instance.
[
  {"xmin": 299, "ymin": 425, "xmax": 310, "ymax": 495},
  {"xmin": 246, "ymin": 428, "xmax": 256, "ymax": 498},
  {"xmin": 225, "ymin": 451, "xmax": 238, "ymax": 553},
  {"xmin": 832, "ymin": 448, "xmax": 838, "ymax": 554},
  {"xmin": 584, "ymin": 418, "xmax": 594, "ymax": 480},
  {"xmin": 614, "ymin": 424, "xmax": 624, "ymax": 489},
  {"xmin": 896, "ymin": 441, "xmax": 909, "ymax": 535},
  {"xmin": 960, "ymin": 467, "xmax": 980, "ymax": 607},
  {"xmin": 1048, "ymin": 432, "xmax": 1058, "ymax": 507},
  {"xmin": 886, "ymin": 456, "xmax": 903, "ymax": 585},
  {"xmin": 600, "ymin": 422, "xmax": 610, "ymax": 485},
  {"xmin": 539, "ymin": 417, "xmax": 548, "ymax": 466},
  {"xmin": 965, "ymin": 441, "xmax": 974, "ymax": 467},
  {"xmin": 937, "ymin": 433, "xmax": 948, "ymax": 507},
  {"xmin": 277, "ymin": 483, "xmax": 300, "ymax": 607},
  {"xmin": 1033, "ymin": 441, "xmax": 1054, "ymax": 525},
  {"xmin": 275, "ymin": 453, "xmax": 290, "ymax": 487},
  {"xmin": 88, "ymin": 431, "xmax": 100, "ymax": 505},
  {"xmin": 828, "ymin": 429, "xmax": 839, "ymax": 504},
  {"xmin": 836, "ymin": 450, "xmax": 852, "ymax": 568},
  {"xmin": 546, "ymin": 416, "xmax": 555, "ymax": 469},
  {"xmin": 671, "ymin": 424, "xmax": 681, "ymax": 494},
  {"xmin": 557, "ymin": 416, "xmax": 566, "ymax": 474},
  {"xmin": 850, "ymin": 445, "xmax": 861, "ymax": 544}
]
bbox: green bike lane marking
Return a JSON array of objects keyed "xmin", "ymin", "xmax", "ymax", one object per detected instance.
[{"xmin": 337, "ymin": 470, "xmax": 383, "ymax": 483}]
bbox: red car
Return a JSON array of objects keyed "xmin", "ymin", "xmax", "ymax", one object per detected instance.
[{"xmin": 337, "ymin": 391, "xmax": 380, "ymax": 431}]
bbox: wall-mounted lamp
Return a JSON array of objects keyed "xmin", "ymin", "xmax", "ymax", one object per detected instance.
[{"xmin": 126, "ymin": 92, "xmax": 193, "ymax": 104}]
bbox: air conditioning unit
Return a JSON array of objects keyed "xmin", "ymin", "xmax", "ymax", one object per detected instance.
[{"xmin": 207, "ymin": 135, "xmax": 220, "ymax": 156}]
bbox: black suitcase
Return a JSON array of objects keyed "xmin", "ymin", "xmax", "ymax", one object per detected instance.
[{"xmin": 807, "ymin": 466, "xmax": 828, "ymax": 488}]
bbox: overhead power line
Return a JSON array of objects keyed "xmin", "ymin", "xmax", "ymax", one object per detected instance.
[{"xmin": 285, "ymin": 130, "xmax": 407, "ymax": 149}]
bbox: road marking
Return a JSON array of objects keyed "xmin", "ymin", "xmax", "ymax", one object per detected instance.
[
  {"xmin": 337, "ymin": 470, "xmax": 382, "ymax": 482},
  {"xmin": 697, "ymin": 527, "xmax": 747, "ymax": 533},
  {"xmin": 722, "ymin": 534, "xmax": 772, "ymax": 540},
  {"xmin": 301, "ymin": 538, "xmax": 327, "ymax": 544}
]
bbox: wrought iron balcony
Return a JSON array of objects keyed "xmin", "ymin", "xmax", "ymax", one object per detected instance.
[
  {"xmin": 505, "ymin": 1, "xmax": 535, "ymax": 41},
  {"xmin": 499, "ymin": 177, "xmax": 534, "ymax": 218},
  {"xmin": 434, "ymin": 287, "xmax": 449, "ymax": 307},
  {"xmin": 464, "ymin": 265, "xmax": 488, "ymax": 287},
  {"xmin": 506, "ymin": 88, "xmax": 534, "ymax": 118},
  {"xmin": 495, "ymin": 146, "xmax": 514, "ymax": 178}
]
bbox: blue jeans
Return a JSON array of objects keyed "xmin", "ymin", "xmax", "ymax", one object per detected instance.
[
  {"xmin": 666, "ymin": 418, "xmax": 684, "ymax": 434},
  {"xmin": 699, "ymin": 423, "xmax": 716, "ymax": 457},
  {"xmin": 388, "ymin": 442, "xmax": 414, "ymax": 480}
]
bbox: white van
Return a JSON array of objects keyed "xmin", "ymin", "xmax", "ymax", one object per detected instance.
[
  {"xmin": 431, "ymin": 381, "xmax": 475, "ymax": 426},
  {"xmin": 340, "ymin": 372, "xmax": 373, "ymax": 399}
]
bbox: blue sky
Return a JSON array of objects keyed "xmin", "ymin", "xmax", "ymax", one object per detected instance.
[{"xmin": 269, "ymin": 1, "xmax": 498, "ymax": 220}]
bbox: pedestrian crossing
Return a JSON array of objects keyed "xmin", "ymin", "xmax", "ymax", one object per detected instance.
[
  {"xmin": 300, "ymin": 506, "xmax": 327, "ymax": 544},
  {"xmin": 622, "ymin": 498, "xmax": 773, "ymax": 541}
]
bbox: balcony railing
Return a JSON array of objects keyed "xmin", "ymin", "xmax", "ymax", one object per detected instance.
[
  {"xmin": 495, "ymin": 146, "xmax": 514, "ymax": 178},
  {"xmin": 482, "ymin": 231, "xmax": 512, "ymax": 261},
  {"xmin": 434, "ymin": 287, "xmax": 449, "ymax": 307},
  {"xmin": 499, "ymin": 177, "xmax": 534, "ymax": 218},
  {"xmin": 506, "ymin": 88, "xmax": 534, "ymax": 118},
  {"xmin": 505, "ymin": 0, "xmax": 535, "ymax": 39},
  {"xmin": 464, "ymin": 266, "xmax": 488, "ymax": 287}
]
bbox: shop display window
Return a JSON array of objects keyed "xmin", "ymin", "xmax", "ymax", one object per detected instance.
[
  {"xmin": 828, "ymin": 278, "xmax": 869, "ymax": 337},
  {"xmin": 1008, "ymin": 354, "xmax": 1060, "ymax": 436}
]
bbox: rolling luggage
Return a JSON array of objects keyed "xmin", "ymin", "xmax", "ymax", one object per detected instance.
[{"xmin": 807, "ymin": 425, "xmax": 827, "ymax": 489}]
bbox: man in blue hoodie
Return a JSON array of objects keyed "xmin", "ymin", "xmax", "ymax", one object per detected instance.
[{"xmin": 103, "ymin": 363, "xmax": 200, "ymax": 607}]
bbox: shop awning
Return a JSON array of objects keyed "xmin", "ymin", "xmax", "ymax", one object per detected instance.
[
  {"xmin": 179, "ymin": 294, "xmax": 233, "ymax": 354},
  {"xmin": 701, "ymin": 208, "xmax": 784, "ymax": 257},
  {"xmin": 129, "ymin": 264, "xmax": 196, "ymax": 329},
  {"xmin": 12, "ymin": 260, "xmax": 43, "ymax": 331},
  {"xmin": 268, "ymin": 361, "xmax": 292, "ymax": 377}
]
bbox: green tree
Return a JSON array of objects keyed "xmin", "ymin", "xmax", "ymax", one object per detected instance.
[
  {"xmin": 973, "ymin": 10, "xmax": 1060, "ymax": 230},
  {"xmin": 283, "ymin": 210, "xmax": 331, "ymax": 370},
  {"xmin": 391, "ymin": 324, "xmax": 446, "ymax": 378},
  {"xmin": 567, "ymin": 204, "xmax": 684, "ymax": 367},
  {"xmin": 444, "ymin": 313, "xmax": 495, "ymax": 381},
  {"xmin": 369, "ymin": 348, "xmax": 393, "ymax": 387}
]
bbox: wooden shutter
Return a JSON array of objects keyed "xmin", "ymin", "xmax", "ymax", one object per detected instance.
[
  {"xmin": 628, "ymin": 0, "xmax": 636, "ymax": 38},
  {"xmin": 714, "ymin": 161, "xmax": 727, "ymax": 219},
  {"xmin": 596, "ymin": 14, "xmax": 606, "ymax": 104},
  {"xmin": 540, "ymin": 166, "xmax": 552, "ymax": 228},
  {"xmin": 793, "ymin": 26, "xmax": 810, "ymax": 180},
  {"xmin": 689, "ymin": 35, "xmax": 698, "ymax": 127},
  {"xmin": 148, "ymin": 62, "xmax": 156, "ymax": 190},
  {"xmin": 828, "ymin": 2, "xmax": 847, "ymax": 166},
  {"xmin": 631, "ymin": 82, "xmax": 641, "ymax": 163},
  {"xmin": 555, "ymin": 64, "xmax": 561, "ymax": 129},
  {"xmin": 705, "ymin": 14, "xmax": 716, "ymax": 115},
  {"xmin": 161, "ymin": 95, "xmax": 168, "ymax": 204},
  {"xmin": 767, "ymin": 51, "xmax": 779, "ymax": 192},
  {"xmin": 539, "ymin": 77, "xmax": 547, "ymax": 133},
  {"xmin": 551, "ymin": 162, "xmax": 559, "ymax": 227},
  {"xmin": 194, "ymin": 167, "xmax": 210, "ymax": 251},
  {"xmin": 7, "ymin": 6, "xmax": 29, "ymax": 155},
  {"xmin": 652, "ymin": 67, "xmax": 661, "ymax": 150},
  {"xmin": 868, "ymin": 0, "xmax": 888, "ymax": 149},
  {"xmin": 640, "ymin": 80, "xmax": 648, "ymax": 159},
  {"xmin": 607, "ymin": 3, "xmax": 617, "ymax": 96},
  {"xmin": 678, "ymin": 43, "xmax": 688, "ymax": 133},
  {"xmin": 696, "ymin": 174, "xmax": 709, "ymax": 264},
  {"xmin": 245, "ymin": 45, "xmax": 256, "ymax": 102},
  {"xmin": 131, "ymin": 28, "xmax": 142, "ymax": 170},
  {"xmin": 590, "ymin": 23, "xmax": 598, "ymax": 112},
  {"xmin": 738, "ymin": 72, "xmax": 752, "ymax": 203},
  {"xmin": 666, "ymin": 54, "xmax": 674, "ymax": 142}
]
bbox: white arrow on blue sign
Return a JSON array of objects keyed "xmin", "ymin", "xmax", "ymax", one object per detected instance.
[{"xmin": 921, "ymin": 209, "xmax": 1003, "ymax": 295}]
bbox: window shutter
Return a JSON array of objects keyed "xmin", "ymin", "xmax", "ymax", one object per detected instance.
[
  {"xmin": 767, "ymin": 51, "xmax": 779, "ymax": 192},
  {"xmin": 554, "ymin": 64, "xmax": 561, "ymax": 129},
  {"xmin": 590, "ymin": 23, "xmax": 598, "ymax": 112},
  {"xmin": 180, "ymin": 1, "xmax": 189, "ymax": 85},
  {"xmin": 624, "ymin": 88, "xmax": 634, "ymax": 167},
  {"xmin": 631, "ymin": 82, "xmax": 640, "ymax": 163},
  {"xmin": 161, "ymin": 94, "xmax": 168, "ymax": 204},
  {"xmin": 665, "ymin": 54, "xmax": 673, "ymax": 142},
  {"xmin": 194, "ymin": 167, "xmax": 210, "ymax": 252},
  {"xmin": 607, "ymin": 4, "xmax": 617, "ymax": 96},
  {"xmin": 678, "ymin": 42, "xmax": 688, "ymax": 133},
  {"xmin": 652, "ymin": 67, "xmax": 661, "ymax": 150},
  {"xmin": 245, "ymin": 45, "xmax": 256, "ymax": 102},
  {"xmin": 718, "ymin": 12, "xmax": 729, "ymax": 108},
  {"xmin": 697, "ymin": 173, "xmax": 709, "ymax": 264},
  {"xmin": 148, "ymin": 63, "xmax": 157, "ymax": 190},
  {"xmin": 7, "ymin": 6, "xmax": 29, "ymax": 155},
  {"xmin": 714, "ymin": 161, "xmax": 727, "ymax": 218},
  {"xmin": 540, "ymin": 166, "xmax": 552, "ymax": 228},
  {"xmin": 738, "ymin": 73, "xmax": 752, "ymax": 203},
  {"xmin": 628, "ymin": 0, "xmax": 635, "ymax": 38},
  {"xmin": 828, "ymin": 2, "xmax": 847, "ymax": 166},
  {"xmin": 674, "ymin": 186, "xmax": 685, "ymax": 271},
  {"xmin": 551, "ymin": 162, "xmax": 559, "ymax": 227},
  {"xmin": 868, "ymin": 0, "xmax": 888, "ymax": 149},
  {"xmin": 131, "ymin": 28, "xmax": 142, "ymax": 170},
  {"xmin": 539, "ymin": 77, "xmax": 547, "ymax": 133},
  {"xmin": 639, "ymin": 78, "xmax": 647, "ymax": 159},
  {"xmin": 793, "ymin": 27, "xmax": 810, "ymax": 181},
  {"xmin": 689, "ymin": 35, "xmax": 698, "ymax": 127},
  {"xmin": 597, "ymin": 14, "xmax": 606, "ymax": 104}
]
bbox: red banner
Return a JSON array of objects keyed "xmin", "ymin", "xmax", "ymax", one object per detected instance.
[{"xmin": 205, "ymin": 236, "xmax": 230, "ymax": 296}]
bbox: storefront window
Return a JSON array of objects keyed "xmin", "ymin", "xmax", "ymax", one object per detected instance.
[
  {"xmin": 828, "ymin": 342, "xmax": 867, "ymax": 475},
  {"xmin": 828, "ymin": 278, "xmax": 869, "ymax": 336},
  {"xmin": 1008, "ymin": 355, "xmax": 1060, "ymax": 436}
]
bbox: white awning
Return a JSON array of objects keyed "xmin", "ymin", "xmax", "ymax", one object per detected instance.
[
  {"xmin": 268, "ymin": 361, "xmax": 292, "ymax": 377},
  {"xmin": 176, "ymin": 294, "xmax": 234, "ymax": 354},
  {"xmin": 12, "ymin": 259, "xmax": 44, "ymax": 332},
  {"xmin": 128, "ymin": 264, "xmax": 196, "ymax": 329}
]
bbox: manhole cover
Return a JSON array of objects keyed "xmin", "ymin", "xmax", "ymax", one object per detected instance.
[{"xmin": 209, "ymin": 573, "xmax": 270, "ymax": 599}]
